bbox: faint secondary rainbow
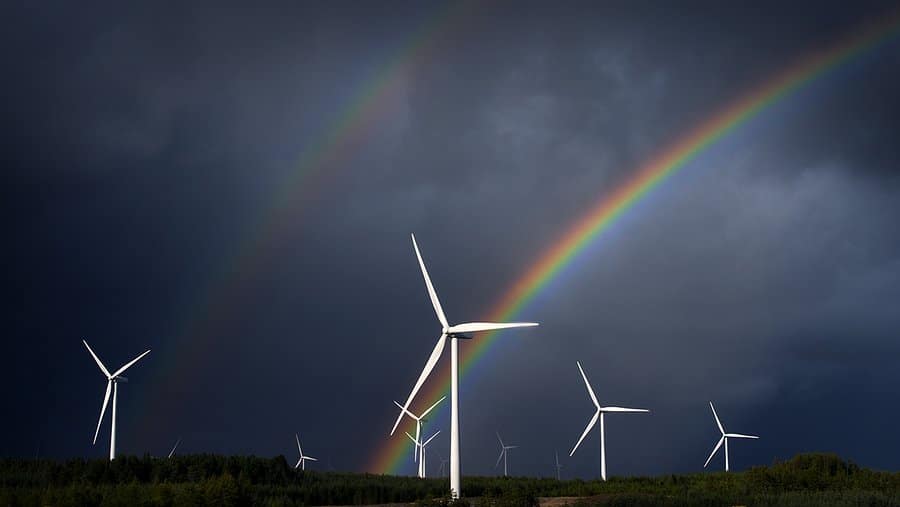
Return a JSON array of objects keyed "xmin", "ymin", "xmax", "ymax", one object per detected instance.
[
  {"xmin": 138, "ymin": 1, "xmax": 480, "ymax": 433},
  {"xmin": 370, "ymin": 10, "xmax": 900, "ymax": 474}
]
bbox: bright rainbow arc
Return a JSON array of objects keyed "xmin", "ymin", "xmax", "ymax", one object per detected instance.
[{"xmin": 370, "ymin": 10, "xmax": 900, "ymax": 474}]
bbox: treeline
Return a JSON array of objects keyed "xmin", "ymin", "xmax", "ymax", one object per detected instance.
[{"xmin": 0, "ymin": 453, "xmax": 899, "ymax": 506}]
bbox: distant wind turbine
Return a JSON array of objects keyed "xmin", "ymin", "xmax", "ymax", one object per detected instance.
[
  {"xmin": 390, "ymin": 233, "xmax": 539, "ymax": 498},
  {"xmin": 554, "ymin": 451, "xmax": 563, "ymax": 480},
  {"xmin": 394, "ymin": 396, "xmax": 445, "ymax": 465},
  {"xmin": 406, "ymin": 430, "xmax": 441, "ymax": 478},
  {"xmin": 569, "ymin": 361, "xmax": 649, "ymax": 481},
  {"xmin": 703, "ymin": 401, "xmax": 759, "ymax": 472},
  {"xmin": 494, "ymin": 432, "xmax": 518, "ymax": 477},
  {"xmin": 167, "ymin": 438, "xmax": 181, "ymax": 459},
  {"xmin": 439, "ymin": 458, "xmax": 449, "ymax": 477},
  {"xmin": 83, "ymin": 339, "xmax": 151, "ymax": 461},
  {"xmin": 294, "ymin": 434, "xmax": 318, "ymax": 471}
]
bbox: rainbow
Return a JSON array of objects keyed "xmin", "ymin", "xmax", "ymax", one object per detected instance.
[
  {"xmin": 139, "ymin": 1, "xmax": 479, "ymax": 430},
  {"xmin": 368, "ymin": 10, "xmax": 900, "ymax": 474}
]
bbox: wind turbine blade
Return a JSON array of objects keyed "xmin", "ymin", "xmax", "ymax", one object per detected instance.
[
  {"xmin": 495, "ymin": 448, "xmax": 505, "ymax": 468},
  {"xmin": 112, "ymin": 349, "xmax": 151, "ymax": 378},
  {"xmin": 423, "ymin": 431, "xmax": 441, "ymax": 446},
  {"xmin": 709, "ymin": 401, "xmax": 725, "ymax": 435},
  {"xmin": 390, "ymin": 334, "xmax": 446, "ymax": 435},
  {"xmin": 83, "ymin": 340, "xmax": 111, "ymax": 378},
  {"xmin": 601, "ymin": 407, "xmax": 650, "ymax": 413},
  {"xmin": 405, "ymin": 432, "xmax": 420, "ymax": 446},
  {"xmin": 168, "ymin": 438, "xmax": 181, "ymax": 459},
  {"xmin": 411, "ymin": 234, "xmax": 448, "ymax": 329},
  {"xmin": 295, "ymin": 459, "xmax": 302, "ymax": 469},
  {"xmin": 296, "ymin": 434, "xmax": 303, "ymax": 455},
  {"xmin": 569, "ymin": 410, "xmax": 599, "ymax": 456},
  {"xmin": 506, "ymin": 446, "xmax": 518, "ymax": 449},
  {"xmin": 576, "ymin": 361, "xmax": 601, "ymax": 409},
  {"xmin": 704, "ymin": 436, "xmax": 725, "ymax": 468},
  {"xmin": 448, "ymin": 322, "xmax": 539, "ymax": 334},
  {"xmin": 93, "ymin": 380, "xmax": 112, "ymax": 444},
  {"xmin": 305, "ymin": 456, "xmax": 318, "ymax": 462},
  {"xmin": 725, "ymin": 433, "xmax": 759, "ymax": 439},
  {"xmin": 393, "ymin": 400, "xmax": 420, "ymax": 421},
  {"xmin": 420, "ymin": 396, "xmax": 446, "ymax": 419},
  {"xmin": 496, "ymin": 431, "xmax": 504, "ymax": 447}
]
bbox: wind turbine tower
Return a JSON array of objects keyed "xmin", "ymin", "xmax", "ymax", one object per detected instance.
[
  {"xmin": 494, "ymin": 432, "xmax": 518, "ymax": 477},
  {"xmin": 569, "ymin": 361, "xmax": 649, "ymax": 481},
  {"xmin": 406, "ymin": 430, "xmax": 441, "ymax": 478},
  {"xmin": 703, "ymin": 401, "xmax": 759, "ymax": 472},
  {"xmin": 555, "ymin": 451, "xmax": 563, "ymax": 480},
  {"xmin": 390, "ymin": 234, "xmax": 539, "ymax": 498},
  {"xmin": 83, "ymin": 339, "xmax": 151, "ymax": 461}
]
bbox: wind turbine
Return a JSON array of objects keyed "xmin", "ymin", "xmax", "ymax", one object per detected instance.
[
  {"xmin": 167, "ymin": 437, "xmax": 182, "ymax": 459},
  {"xmin": 394, "ymin": 396, "xmax": 445, "ymax": 465},
  {"xmin": 494, "ymin": 432, "xmax": 518, "ymax": 477},
  {"xmin": 554, "ymin": 450, "xmax": 563, "ymax": 480},
  {"xmin": 83, "ymin": 339, "xmax": 151, "ymax": 461},
  {"xmin": 703, "ymin": 401, "xmax": 759, "ymax": 472},
  {"xmin": 294, "ymin": 434, "xmax": 318, "ymax": 471},
  {"xmin": 569, "ymin": 361, "xmax": 648, "ymax": 481},
  {"xmin": 439, "ymin": 458, "xmax": 449, "ymax": 477},
  {"xmin": 390, "ymin": 234, "xmax": 539, "ymax": 498},
  {"xmin": 406, "ymin": 430, "xmax": 441, "ymax": 478}
]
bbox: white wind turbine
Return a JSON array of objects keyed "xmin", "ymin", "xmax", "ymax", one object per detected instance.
[
  {"xmin": 390, "ymin": 233, "xmax": 539, "ymax": 498},
  {"xmin": 494, "ymin": 432, "xmax": 518, "ymax": 477},
  {"xmin": 394, "ymin": 396, "xmax": 446, "ymax": 466},
  {"xmin": 569, "ymin": 361, "xmax": 648, "ymax": 481},
  {"xmin": 406, "ymin": 430, "xmax": 441, "ymax": 478},
  {"xmin": 439, "ymin": 458, "xmax": 449, "ymax": 477},
  {"xmin": 554, "ymin": 450, "xmax": 563, "ymax": 480},
  {"xmin": 703, "ymin": 401, "xmax": 759, "ymax": 472},
  {"xmin": 294, "ymin": 434, "xmax": 318, "ymax": 470},
  {"xmin": 83, "ymin": 339, "xmax": 151, "ymax": 461}
]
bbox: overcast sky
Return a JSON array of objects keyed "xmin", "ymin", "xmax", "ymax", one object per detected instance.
[{"xmin": 3, "ymin": 0, "xmax": 900, "ymax": 479}]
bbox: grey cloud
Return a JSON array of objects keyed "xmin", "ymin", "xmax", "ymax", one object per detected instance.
[{"xmin": 3, "ymin": 0, "xmax": 900, "ymax": 478}]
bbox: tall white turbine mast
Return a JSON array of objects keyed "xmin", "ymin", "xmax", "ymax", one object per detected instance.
[
  {"xmin": 390, "ymin": 234, "xmax": 539, "ymax": 498},
  {"xmin": 404, "ymin": 433, "xmax": 422, "ymax": 477},
  {"xmin": 421, "ymin": 431, "xmax": 441, "ymax": 478},
  {"xmin": 167, "ymin": 437, "xmax": 182, "ymax": 459},
  {"xmin": 394, "ymin": 396, "xmax": 446, "ymax": 465},
  {"xmin": 569, "ymin": 361, "xmax": 649, "ymax": 481},
  {"xmin": 83, "ymin": 339, "xmax": 151, "ymax": 461},
  {"xmin": 555, "ymin": 451, "xmax": 563, "ymax": 480},
  {"xmin": 494, "ymin": 432, "xmax": 518, "ymax": 477},
  {"xmin": 294, "ymin": 434, "xmax": 318, "ymax": 471},
  {"xmin": 703, "ymin": 401, "xmax": 759, "ymax": 472},
  {"xmin": 406, "ymin": 430, "xmax": 441, "ymax": 478}
]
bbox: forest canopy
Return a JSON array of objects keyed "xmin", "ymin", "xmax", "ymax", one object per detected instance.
[{"xmin": 1, "ymin": 453, "xmax": 899, "ymax": 506}]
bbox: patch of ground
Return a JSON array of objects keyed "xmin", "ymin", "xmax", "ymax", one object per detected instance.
[
  {"xmin": 314, "ymin": 504, "xmax": 414, "ymax": 507},
  {"xmin": 538, "ymin": 497, "xmax": 582, "ymax": 507}
]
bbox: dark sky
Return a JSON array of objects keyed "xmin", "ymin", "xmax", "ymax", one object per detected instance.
[{"xmin": 3, "ymin": 0, "xmax": 900, "ymax": 479}]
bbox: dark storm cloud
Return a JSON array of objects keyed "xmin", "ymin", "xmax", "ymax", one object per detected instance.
[{"xmin": 3, "ymin": 0, "xmax": 900, "ymax": 479}]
